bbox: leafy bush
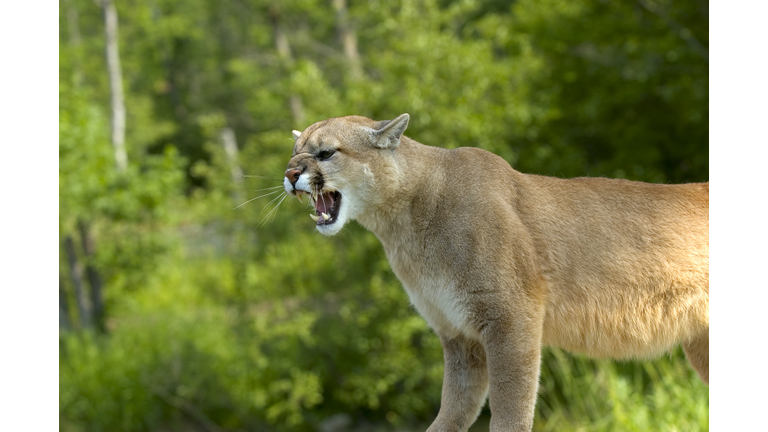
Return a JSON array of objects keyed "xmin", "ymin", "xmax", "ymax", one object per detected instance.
[{"xmin": 535, "ymin": 348, "xmax": 708, "ymax": 431}]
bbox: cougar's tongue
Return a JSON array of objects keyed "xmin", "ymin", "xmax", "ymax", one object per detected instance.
[{"xmin": 315, "ymin": 192, "xmax": 335, "ymax": 214}]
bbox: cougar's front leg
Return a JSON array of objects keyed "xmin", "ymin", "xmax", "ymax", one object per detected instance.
[
  {"xmin": 426, "ymin": 334, "xmax": 489, "ymax": 432},
  {"xmin": 482, "ymin": 311, "xmax": 544, "ymax": 432}
]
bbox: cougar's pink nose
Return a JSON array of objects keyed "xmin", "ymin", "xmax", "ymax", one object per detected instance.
[{"xmin": 285, "ymin": 168, "xmax": 302, "ymax": 185}]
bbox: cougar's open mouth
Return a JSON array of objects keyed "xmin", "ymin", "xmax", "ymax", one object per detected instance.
[{"xmin": 310, "ymin": 190, "xmax": 342, "ymax": 226}]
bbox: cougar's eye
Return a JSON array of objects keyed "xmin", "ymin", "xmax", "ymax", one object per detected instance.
[{"xmin": 317, "ymin": 149, "xmax": 336, "ymax": 161}]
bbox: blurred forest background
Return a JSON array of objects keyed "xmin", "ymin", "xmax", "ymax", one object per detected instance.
[{"xmin": 59, "ymin": 0, "xmax": 709, "ymax": 431}]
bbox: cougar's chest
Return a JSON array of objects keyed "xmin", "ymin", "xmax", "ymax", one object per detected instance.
[{"xmin": 387, "ymin": 248, "xmax": 478, "ymax": 340}]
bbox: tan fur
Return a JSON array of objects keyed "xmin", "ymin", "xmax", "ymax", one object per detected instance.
[{"xmin": 283, "ymin": 114, "xmax": 709, "ymax": 432}]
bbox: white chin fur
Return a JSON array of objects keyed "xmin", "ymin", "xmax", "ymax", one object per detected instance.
[{"xmin": 316, "ymin": 221, "xmax": 344, "ymax": 236}]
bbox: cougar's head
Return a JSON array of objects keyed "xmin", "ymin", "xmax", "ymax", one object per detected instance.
[{"xmin": 283, "ymin": 113, "xmax": 410, "ymax": 235}]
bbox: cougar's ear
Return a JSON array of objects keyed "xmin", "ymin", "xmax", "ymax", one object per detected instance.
[
  {"xmin": 292, "ymin": 130, "xmax": 302, "ymax": 141},
  {"xmin": 370, "ymin": 113, "xmax": 409, "ymax": 149}
]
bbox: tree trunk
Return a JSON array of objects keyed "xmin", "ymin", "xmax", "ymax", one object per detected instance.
[
  {"xmin": 103, "ymin": 0, "xmax": 128, "ymax": 172},
  {"xmin": 332, "ymin": 0, "xmax": 363, "ymax": 80},
  {"xmin": 270, "ymin": 7, "xmax": 306, "ymax": 126},
  {"xmin": 59, "ymin": 275, "xmax": 71, "ymax": 331},
  {"xmin": 220, "ymin": 127, "xmax": 245, "ymax": 204},
  {"xmin": 219, "ymin": 127, "xmax": 250, "ymax": 303},
  {"xmin": 78, "ymin": 221, "xmax": 105, "ymax": 332},
  {"xmin": 64, "ymin": 235, "xmax": 91, "ymax": 329}
]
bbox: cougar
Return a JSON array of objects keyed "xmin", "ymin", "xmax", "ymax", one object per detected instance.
[{"xmin": 282, "ymin": 113, "xmax": 708, "ymax": 431}]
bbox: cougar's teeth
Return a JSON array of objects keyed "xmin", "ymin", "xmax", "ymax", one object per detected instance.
[
  {"xmin": 312, "ymin": 191, "xmax": 318, "ymax": 201},
  {"xmin": 296, "ymin": 193, "xmax": 304, "ymax": 204},
  {"xmin": 322, "ymin": 212, "xmax": 330, "ymax": 221},
  {"xmin": 310, "ymin": 213, "xmax": 320, "ymax": 222}
]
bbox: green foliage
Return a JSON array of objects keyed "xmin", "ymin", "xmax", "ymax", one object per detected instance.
[
  {"xmin": 59, "ymin": 0, "xmax": 708, "ymax": 430},
  {"xmin": 504, "ymin": 0, "xmax": 709, "ymax": 182},
  {"xmin": 59, "ymin": 80, "xmax": 185, "ymax": 297},
  {"xmin": 535, "ymin": 348, "xmax": 708, "ymax": 431},
  {"xmin": 60, "ymin": 233, "xmax": 442, "ymax": 431}
]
